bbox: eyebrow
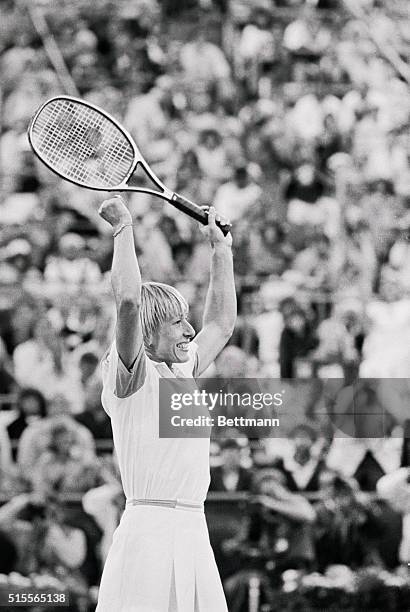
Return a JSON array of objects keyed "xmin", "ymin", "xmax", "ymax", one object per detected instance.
[{"xmin": 174, "ymin": 312, "xmax": 187, "ymax": 320}]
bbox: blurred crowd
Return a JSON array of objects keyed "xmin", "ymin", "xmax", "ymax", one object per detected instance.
[
  {"xmin": 1, "ymin": 0, "xmax": 410, "ymax": 383},
  {"xmin": 1, "ymin": 0, "xmax": 410, "ymax": 608},
  {"xmin": 0, "ymin": 406, "xmax": 409, "ymax": 610}
]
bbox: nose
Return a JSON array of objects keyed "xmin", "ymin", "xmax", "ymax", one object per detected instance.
[{"xmin": 183, "ymin": 320, "xmax": 195, "ymax": 338}]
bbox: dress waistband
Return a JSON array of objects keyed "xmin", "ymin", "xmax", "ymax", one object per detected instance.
[{"xmin": 126, "ymin": 498, "xmax": 204, "ymax": 512}]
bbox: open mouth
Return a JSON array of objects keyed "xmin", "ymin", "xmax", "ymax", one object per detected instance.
[{"xmin": 176, "ymin": 342, "xmax": 190, "ymax": 351}]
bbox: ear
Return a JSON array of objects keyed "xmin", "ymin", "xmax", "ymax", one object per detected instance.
[{"xmin": 145, "ymin": 334, "xmax": 154, "ymax": 349}]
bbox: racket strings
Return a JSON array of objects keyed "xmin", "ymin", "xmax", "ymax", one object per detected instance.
[{"xmin": 30, "ymin": 99, "xmax": 134, "ymax": 188}]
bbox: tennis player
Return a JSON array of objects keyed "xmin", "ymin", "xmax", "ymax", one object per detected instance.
[{"xmin": 96, "ymin": 195, "xmax": 236, "ymax": 611}]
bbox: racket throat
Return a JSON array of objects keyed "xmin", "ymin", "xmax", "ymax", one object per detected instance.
[{"xmin": 127, "ymin": 161, "xmax": 167, "ymax": 196}]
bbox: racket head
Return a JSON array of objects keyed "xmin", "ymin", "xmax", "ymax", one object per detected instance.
[{"xmin": 28, "ymin": 95, "xmax": 142, "ymax": 190}]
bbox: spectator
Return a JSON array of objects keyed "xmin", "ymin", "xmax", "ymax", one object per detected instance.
[
  {"xmin": 311, "ymin": 301, "xmax": 364, "ymax": 379},
  {"xmin": 175, "ymin": 149, "xmax": 206, "ymax": 207},
  {"xmin": 0, "ymin": 492, "xmax": 88, "ymax": 595},
  {"xmin": 210, "ymin": 439, "xmax": 253, "ymax": 492},
  {"xmin": 13, "ymin": 314, "xmax": 80, "ymax": 406},
  {"xmin": 360, "ymin": 292, "xmax": 410, "ymax": 377},
  {"xmin": 7, "ymin": 387, "xmax": 47, "ymax": 441},
  {"xmin": 0, "ymin": 424, "xmax": 14, "ymax": 494},
  {"xmin": 7, "ymin": 297, "xmax": 39, "ymax": 353},
  {"xmin": 124, "ymin": 76, "xmax": 175, "ymax": 163},
  {"xmin": 31, "ymin": 421, "xmax": 102, "ymax": 496},
  {"xmin": 223, "ymin": 467, "xmax": 316, "ymax": 599},
  {"xmin": 316, "ymin": 112, "xmax": 345, "ymax": 172},
  {"xmin": 82, "ymin": 480, "xmax": 125, "ymax": 563},
  {"xmin": 334, "ymin": 215, "xmax": 378, "ymax": 296},
  {"xmin": 283, "ymin": 5, "xmax": 331, "ymax": 58},
  {"xmin": 314, "ymin": 471, "xmax": 381, "ymax": 571},
  {"xmin": 195, "ymin": 122, "xmax": 233, "ymax": 200},
  {"xmin": 247, "ymin": 220, "xmax": 295, "ymax": 278},
  {"xmin": 179, "ymin": 28, "xmax": 232, "ymax": 101},
  {"xmin": 385, "ymin": 222, "xmax": 410, "ymax": 293},
  {"xmin": 44, "ymin": 233, "xmax": 102, "ymax": 287},
  {"xmin": 326, "ymin": 381, "xmax": 402, "ymax": 489},
  {"xmin": 62, "ymin": 299, "xmax": 103, "ymax": 353},
  {"xmin": 0, "ymin": 238, "xmax": 41, "ymax": 286},
  {"xmin": 133, "ymin": 216, "xmax": 178, "ymax": 282},
  {"xmin": 214, "ymin": 164, "xmax": 262, "ymax": 223},
  {"xmin": 290, "ymin": 233, "xmax": 335, "ymax": 291},
  {"xmin": 75, "ymin": 378, "xmax": 112, "ymax": 440},
  {"xmin": 0, "ymin": 337, "xmax": 17, "ymax": 407},
  {"xmin": 377, "ymin": 467, "xmax": 410, "ymax": 564},
  {"xmin": 17, "ymin": 393, "xmax": 95, "ymax": 475},
  {"xmin": 250, "ymin": 467, "xmax": 316, "ymax": 557},
  {"xmin": 275, "ymin": 424, "xmax": 327, "ymax": 493},
  {"xmin": 229, "ymin": 288, "xmax": 260, "ymax": 362},
  {"xmin": 238, "ymin": 4, "xmax": 277, "ymax": 96},
  {"xmin": 279, "ymin": 300, "xmax": 317, "ymax": 378},
  {"xmin": 213, "ymin": 345, "xmax": 256, "ymax": 379},
  {"xmin": 69, "ymin": 304, "xmax": 115, "ymax": 364},
  {"xmin": 286, "ymin": 163, "xmax": 325, "ymax": 206},
  {"xmin": 76, "ymin": 351, "xmax": 102, "ymax": 403},
  {"xmin": 360, "ymin": 179, "xmax": 401, "ymax": 261}
]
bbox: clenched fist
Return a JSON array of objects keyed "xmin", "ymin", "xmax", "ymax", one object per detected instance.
[
  {"xmin": 98, "ymin": 195, "xmax": 132, "ymax": 231},
  {"xmin": 200, "ymin": 206, "xmax": 232, "ymax": 248}
]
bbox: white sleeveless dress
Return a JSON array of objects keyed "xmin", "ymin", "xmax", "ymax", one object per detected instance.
[{"xmin": 96, "ymin": 342, "xmax": 227, "ymax": 612}]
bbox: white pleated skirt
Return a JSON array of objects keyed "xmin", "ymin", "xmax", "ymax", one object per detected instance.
[{"xmin": 96, "ymin": 503, "xmax": 228, "ymax": 612}]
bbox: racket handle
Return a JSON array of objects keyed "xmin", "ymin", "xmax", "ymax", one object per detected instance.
[{"xmin": 171, "ymin": 193, "xmax": 232, "ymax": 236}]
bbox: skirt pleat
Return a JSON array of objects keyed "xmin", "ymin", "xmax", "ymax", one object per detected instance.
[{"xmin": 96, "ymin": 505, "xmax": 227, "ymax": 612}]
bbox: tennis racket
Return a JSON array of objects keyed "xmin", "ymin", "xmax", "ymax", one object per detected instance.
[{"xmin": 27, "ymin": 95, "xmax": 231, "ymax": 235}]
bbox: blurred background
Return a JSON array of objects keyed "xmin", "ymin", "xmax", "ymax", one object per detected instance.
[{"xmin": 1, "ymin": 0, "xmax": 410, "ymax": 610}]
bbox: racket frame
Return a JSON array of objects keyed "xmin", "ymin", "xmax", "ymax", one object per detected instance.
[
  {"xmin": 28, "ymin": 94, "xmax": 174, "ymax": 199},
  {"xmin": 28, "ymin": 95, "xmax": 232, "ymax": 234}
]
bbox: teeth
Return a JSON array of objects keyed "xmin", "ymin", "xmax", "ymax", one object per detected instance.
[{"xmin": 177, "ymin": 343, "xmax": 189, "ymax": 349}]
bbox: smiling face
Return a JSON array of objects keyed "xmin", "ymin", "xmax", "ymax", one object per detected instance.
[
  {"xmin": 148, "ymin": 310, "xmax": 195, "ymax": 366},
  {"xmin": 140, "ymin": 282, "xmax": 194, "ymax": 366}
]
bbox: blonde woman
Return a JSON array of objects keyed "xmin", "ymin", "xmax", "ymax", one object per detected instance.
[{"xmin": 96, "ymin": 196, "xmax": 236, "ymax": 611}]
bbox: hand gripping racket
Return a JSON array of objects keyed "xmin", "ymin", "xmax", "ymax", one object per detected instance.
[{"xmin": 27, "ymin": 95, "xmax": 231, "ymax": 235}]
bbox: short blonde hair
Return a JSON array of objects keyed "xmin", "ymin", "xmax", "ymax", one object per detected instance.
[{"xmin": 140, "ymin": 282, "xmax": 188, "ymax": 344}]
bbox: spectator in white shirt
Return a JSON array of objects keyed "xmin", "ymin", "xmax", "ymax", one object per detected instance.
[
  {"xmin": 377, "ymin": 468, "xmax": 410, "ymax": 563},
  {"xmin": 195, "ymin": 125, "xmax": 232, "ymax": 199},
  {"xmin": 44, "ymin": 233, "xmax": 101, "ymax": 287},
  {"xmin": 180, "ymin": 30, "xmax": 231, "ymax": 85},
  {"xmin": 13, "ymin": 314, "xmax": 80, "ymax": 406},
  {"xmin": 214, "ymin": 164, "xmax": 262, "ymax": 223},
  {"xmin": 82, "ymin": 482, "xmax": 125, "ymax": 563},
  {"xmin": 123, "ymin": 76, "xmax": 174, "ymax": 163}
]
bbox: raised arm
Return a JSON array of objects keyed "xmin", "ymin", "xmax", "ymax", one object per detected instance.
[
  {"xmin": 195, "ymin": 207, "xmax": 236, "ymax": 375},
  {"xmin": 98, "ymin": 196, "xmax": 143, "ymax": 369}
]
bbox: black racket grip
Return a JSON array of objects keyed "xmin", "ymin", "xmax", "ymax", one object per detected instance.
[{"xmin": 170, "ymin": 193, "xmax": 232, "ymax": 236}]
